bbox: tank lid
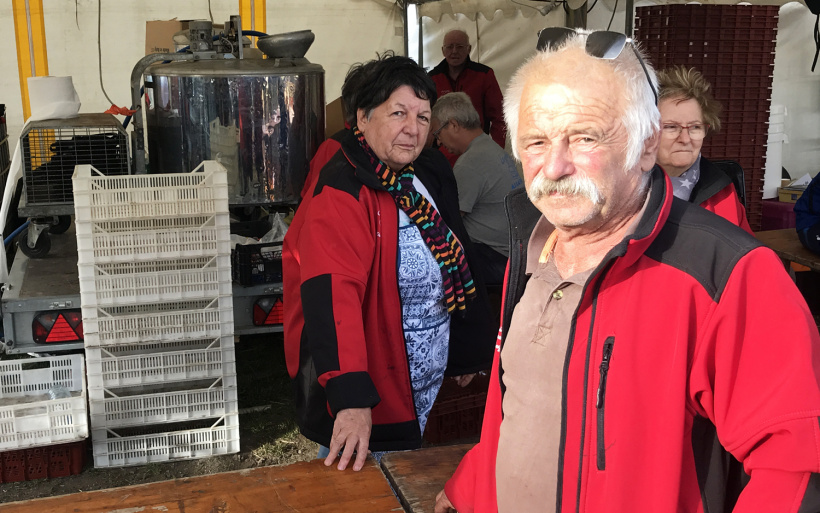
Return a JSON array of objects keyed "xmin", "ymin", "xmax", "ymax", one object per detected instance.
[
  {"xmin": 257, "ymin": 30, "xmax": 315, "ymax": 59},
  {"xmin": 145, "ymin": 57, "xmax": 324, "ymax": 76}
]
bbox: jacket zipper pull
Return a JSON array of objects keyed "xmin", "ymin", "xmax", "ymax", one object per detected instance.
[{"xmin": 596, "ymin": 337, "xmax": 615, "ymax": 408}]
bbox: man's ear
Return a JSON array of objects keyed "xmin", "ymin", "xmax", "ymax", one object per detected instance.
[{"xmin": 639, "ymin": 130, "xmax": 660, "ymax": 172}]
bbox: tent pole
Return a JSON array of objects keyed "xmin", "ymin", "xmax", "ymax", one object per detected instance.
[
  {"xmin": 625, "ymin": 0, "xmax": 634, "ymax": 36},
  {"xmin": 565, "ymin": 2, "xmax": 588, "ymax": 29},
  {"xmin": 403, "ymin": 3, "xmax": 409, "ymax": 56},
  {"xmin": 418, "ymin": 11, "xmax": 424, "ymax": 66}
]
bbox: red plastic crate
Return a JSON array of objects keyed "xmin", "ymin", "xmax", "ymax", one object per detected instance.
[
  {"xmin": 0, "ymin": 440, "xmax": 86, "ymax": 483},
  {"xmin": 424, "ymin": 373, "xmax": 490, "ymax": 445}
]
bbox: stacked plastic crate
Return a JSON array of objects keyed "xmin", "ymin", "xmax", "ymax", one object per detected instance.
[
  {"xmin": 72, "ymin": 161, "xmax": 239, "ymax": 468},
  {"xmin": 0, "ymin": 355, "xmax": 88, "ymax": 481},
  {"xmin": 635, "ymin": 4, "xmax": 779, "ymax": 231}
]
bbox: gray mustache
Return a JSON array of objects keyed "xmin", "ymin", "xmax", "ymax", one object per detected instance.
[{"xmin": 527, "ymin": 173, "xmax": 603, "ymax": 204}]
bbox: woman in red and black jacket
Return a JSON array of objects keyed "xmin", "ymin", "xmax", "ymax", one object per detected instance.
[
  {"xmin": 284, "ymin": 55, "xmax": 495, "ymax": 473},
  {"xmin": 656, "ymin": 66, "xmax": 752, "ymax": 234}
]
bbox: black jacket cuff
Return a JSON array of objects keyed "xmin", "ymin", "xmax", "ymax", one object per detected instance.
[{"xmin": 325, "ymin": 371, "xmax": 381, "ymax": 416}]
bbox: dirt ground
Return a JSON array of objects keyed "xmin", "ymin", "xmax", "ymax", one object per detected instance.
[{"xmin": 0, "ymin": 334, "xmax": 320, "ymax": 505}]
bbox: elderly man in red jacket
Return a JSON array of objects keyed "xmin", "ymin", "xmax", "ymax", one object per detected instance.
[
  {"xmin": 429, "ymin": 29, "xmax": 506, "ymax": 166},
  {"xmin": 435, "ymin": 27, "xmax": 820, "ymax": 513}
]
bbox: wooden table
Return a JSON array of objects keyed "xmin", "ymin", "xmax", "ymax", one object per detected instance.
[
  {"xmin": 1, "ymin": 458, "xmax": 403, "ymax": 513},
  {"xmin": 381, "ymin": 443, "xmax": 474, "ymax": 513},
  {"xmin": 756, "ymin": 229, "xmax": 820, "ymax": 272}
]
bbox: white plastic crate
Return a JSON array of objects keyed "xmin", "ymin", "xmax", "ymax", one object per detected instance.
[
  {"xmin": 78, "ymin": 255, "xmax": 232, "ymax": 307},
  {"xmin": 85, "ymin": 338, "xmax": 236, "ymax": 389},
  {"xmin": 83, "ymin": 297, "xmax": 234, "ymax": 347},
  {"xmin": 92, "ymin": 414, "xmax": 240, "ymax": 468},
  {"xmin": 88, "ymin": 380, "xmax": 238, "ymax": 429},
  {"xmin": 76, "ymin": 214, "xmax": 231, "ymax": 266},
  {"xmin": 0, "ymin": 355, "xmax": 88, "ymax": 451},
  {"xmin": 73, "ymin": 161, "xmax": 228, "ymax": 223}
]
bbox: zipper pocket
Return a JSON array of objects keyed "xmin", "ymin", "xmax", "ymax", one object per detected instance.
[{"xmin": 596, "ymin": 336, "xmax": 615, "ymax": 471}]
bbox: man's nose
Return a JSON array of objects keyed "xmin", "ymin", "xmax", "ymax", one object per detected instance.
[
  {"xmin": 677, "ymin": 128, "xmax": 692, "ymax": 143},
  {"xmin": 540, "ymin": 142, "xmax": 575, "ymax": 181},
  {"xmin": 403, "ymin": 116, "xmax": 421, "ymax": 136}
]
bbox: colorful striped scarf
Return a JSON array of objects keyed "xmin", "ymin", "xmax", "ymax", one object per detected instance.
[{"xmin": 354, "ymin": 127, "xmax": 475, "ymax": 313}]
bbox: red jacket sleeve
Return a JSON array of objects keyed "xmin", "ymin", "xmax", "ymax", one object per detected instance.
[
  {"xmin": 689, "ymin": 246, "xmax": 820, "ymax": 511},
  {"xmin": 297, "ymin": 185, "xmax": 381, "ymax": 413},
  {"xmin": 483, "ymin": 69, "xmax": 507, "ymax": 148},
  {"xmin": 445, "ymin": 339, "xmax": 502, "ymax": 513}
]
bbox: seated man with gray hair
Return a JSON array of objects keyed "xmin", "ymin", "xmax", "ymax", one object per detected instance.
[{"xmin": 431, "ymin": 92, "xmax": 523, "ymax": 285}]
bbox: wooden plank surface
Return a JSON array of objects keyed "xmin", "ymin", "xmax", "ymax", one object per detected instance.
[
  {"xmin": 1, "ymin": 458, "xmax": 403, "ymax": 513},
  {"xmin": 381, "ymin": 443, "xmax": 474, "ymax": 513},
  {"xmin": 756, "ymin": 228, "xmax": 820, "ymax": 272}
]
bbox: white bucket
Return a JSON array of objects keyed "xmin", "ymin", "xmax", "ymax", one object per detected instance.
[
  {"xmin": 763, "ymin": 105, "xmax": 788, "ymax": 199},
  {"xmin": 764, "ymin": 132, "xmax": 788, "ymax": 199}
]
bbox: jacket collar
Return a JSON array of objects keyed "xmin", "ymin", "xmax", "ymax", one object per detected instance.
[
  {"xmin": 338, "ymin": 128, "xmax": 389, "ymax": 192},
  {"xmin": 688, "ymin": 156, "xmax": 733, "ymax": 206},
  {"xmin": 603, "ymin": 166, "xmax": 671, "ymax": 270},
  {"xmin": 431, "ymin": 55, "xmax": 473, "ymax": 75}
]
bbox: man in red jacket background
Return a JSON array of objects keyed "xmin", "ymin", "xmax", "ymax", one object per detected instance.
[{"xmin": 429, "ymin": 29, "xmax": 506, "ymax": 166}]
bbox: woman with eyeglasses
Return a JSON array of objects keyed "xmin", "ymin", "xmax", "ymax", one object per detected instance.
[{"xmin": 656, "ymin": 66, "xmax": 752, "ymax": 233}]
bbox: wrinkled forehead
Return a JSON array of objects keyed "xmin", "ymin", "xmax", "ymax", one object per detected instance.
[
  {"xmin": 523, "ymin": 48, "xmax": 626, "ymax": 112},
  {"xmin": 444, "ymin": 31, "xmax": 469, "ymax": 46}
]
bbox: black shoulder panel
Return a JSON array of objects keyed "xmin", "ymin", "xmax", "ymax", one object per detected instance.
[
  {"xmin": 690, "ymin": 157, "xmax": 734, "ymax": 206},
  {"xmin": 466, "ymin": 60, "xmax": 492, "ymax": 74},
  {"xmin": 429, "ymin": 59, "xmax": 448, "ymax": 76},
  {"xmin": 312, "ymin": 152, "xmax": 362, "ymax": 201},
  {"xmin": 643, "ymin": 198, "xmax": 762, "ymax": 301},
  {"xmin": 798, "ymin": 473, "xmax": 820, "ymax": 512}
]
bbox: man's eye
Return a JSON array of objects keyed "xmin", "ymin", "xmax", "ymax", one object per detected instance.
[{"xmin": 663, "ymin": 124, "xmax": 679, "ymax": 131}]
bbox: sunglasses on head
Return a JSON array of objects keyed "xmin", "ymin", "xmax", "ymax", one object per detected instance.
[{"xmin": 536, "ymin": 27, "xmax": 658, "ymax": 105}]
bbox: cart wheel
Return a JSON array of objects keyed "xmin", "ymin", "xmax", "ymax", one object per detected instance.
[
  {"xmin": 49, "ymin": 215, "xmax": 72, "ymax": 235},
  {"xmin": 19, "ymin": 231, "xmax": 51, "ymax": 259}
]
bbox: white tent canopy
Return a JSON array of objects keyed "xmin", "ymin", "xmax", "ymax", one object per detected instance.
[
  {"xmin": 410, "ymin": 0, "xmax": 820, "ymax": 189},
  {"xmin": 414, "ymin": 0, "xmax": 797, "ymax": 22}
]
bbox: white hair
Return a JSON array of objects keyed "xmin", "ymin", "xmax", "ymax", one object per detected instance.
[{"xmin": 504, "ymin": 29, "xmax": 660, "ymax": 171}]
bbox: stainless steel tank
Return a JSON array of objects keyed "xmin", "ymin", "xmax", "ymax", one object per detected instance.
[{"xmin": 144, "ymin": 57, "xmax": 324, "ymax": 205}]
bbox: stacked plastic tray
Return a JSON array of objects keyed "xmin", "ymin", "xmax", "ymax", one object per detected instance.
[
  {"xmin": 635, "ymin": 4, "xmax": 779, "ymax": 231},
  {"xmin": 0, "ymin": 355, "xmax": 88, "ymax": 452},
  {"xmin": 72, "ymin": 161, "xmax": 239, "ymax": 468}
]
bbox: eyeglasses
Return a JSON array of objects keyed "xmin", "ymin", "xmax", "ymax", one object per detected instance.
[
  {"xmin": 661, "ymin": 123, "xmax": 709, "ymax": 140},
  {"xmin": 443, "ymin": 44, "xmax": 468, "ymax": 53},
  {"xmin": 432, "ymin": 120, "xmax": 450, "ymax": 141},
  {"xmin": 536, "ymin": 27, "xmax": 658, "ymax": 105}
]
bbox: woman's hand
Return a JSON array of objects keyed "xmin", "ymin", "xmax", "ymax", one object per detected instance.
[
  {"xmin": 325, "ymin": 407, "xmax": 372, "ymax": 471},
  {"xmin": 453, "ymin": 373, "xmax": 475, "ymax": 387},
  {"xmin": 435, "ymin": 489, "xmax": 456, "ymax": 512}
]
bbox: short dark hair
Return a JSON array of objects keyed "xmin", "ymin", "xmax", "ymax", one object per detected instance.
[
  {"xmin": 355, "ymin": 55, "xmax": 437, "ymax": 120},
  {"xmin": 341, "ymin": 52, "xmax": 397, "ymax": 127}
]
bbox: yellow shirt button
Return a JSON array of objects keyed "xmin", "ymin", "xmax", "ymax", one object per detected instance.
[{"xmin": 552, "ymin": 290, "xmax": 563, "ymax": 300}]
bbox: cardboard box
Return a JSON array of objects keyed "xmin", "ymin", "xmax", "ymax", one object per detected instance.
[
  {"xmin": 325, "ymin": 96, "xmax": 345, "ymax": 137},
  {"xmin": 778, "ymin": 187, "xmax": 805, "ymax": 203},
  {"xmin": 145, "ymin": 19, "xmax": 188, "ymax": 55}
]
